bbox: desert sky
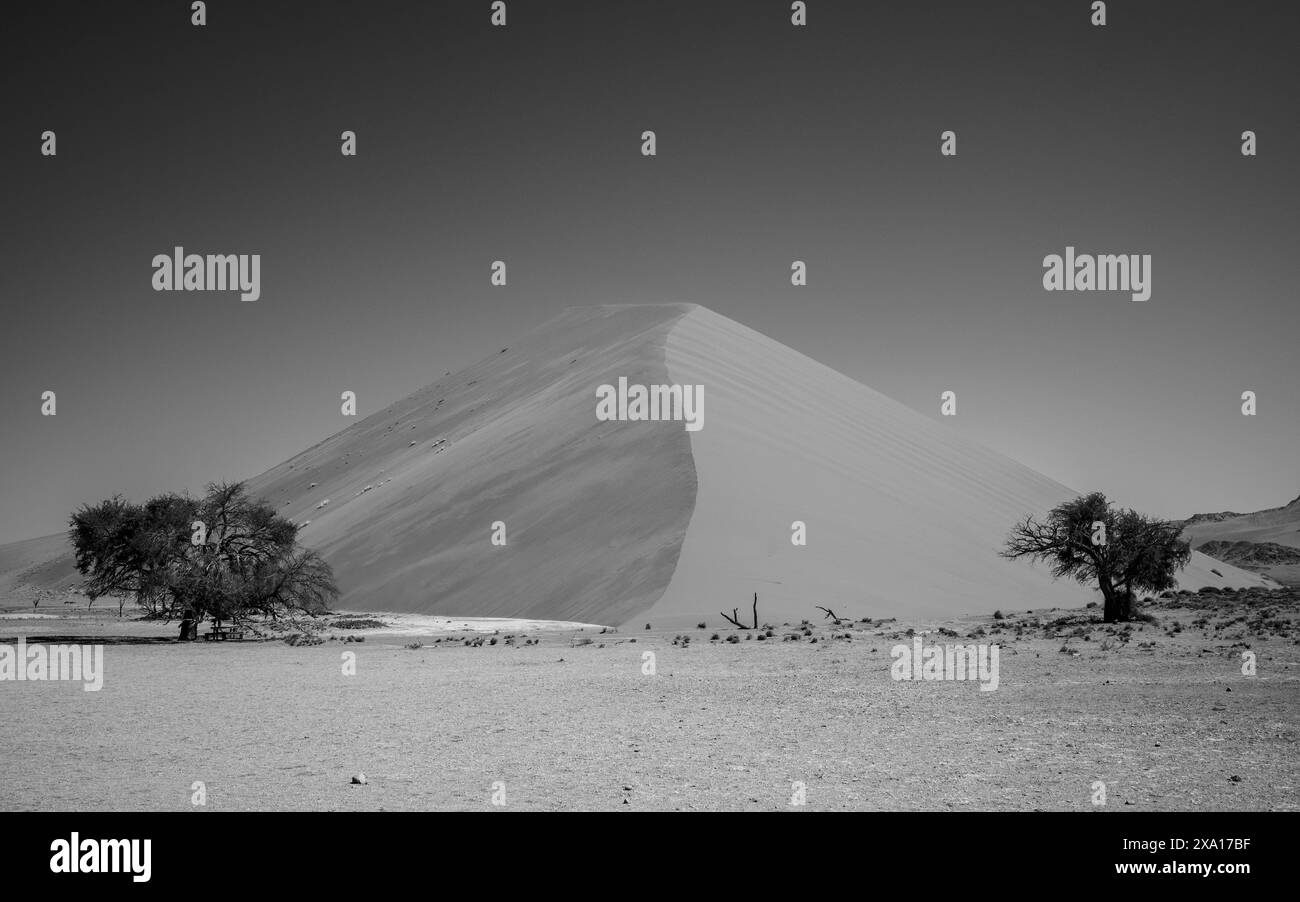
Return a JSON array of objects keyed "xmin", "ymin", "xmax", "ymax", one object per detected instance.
[{"xmin": 1, "ymin": 0, "xmax": 1297, "ymax": 545}]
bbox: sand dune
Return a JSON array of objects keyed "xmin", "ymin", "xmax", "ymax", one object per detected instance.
[
  {"xmin": 647, "ymin": 306, "xmax": 1267, "ymax": 625},
  {"xmin": 239, "ymin": 304, "xmax": 696, "ymax": 626},
  {"xmin": 0, "ymin": 304, "xmax": 1271, "ymax": 625},
  {"xmin": 0, "ymin": 532, "xmax": 81, "ymax": 598}
]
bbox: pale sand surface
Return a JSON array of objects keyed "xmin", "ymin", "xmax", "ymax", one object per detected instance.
[
  {"xmin": 2, "ymin": 591, "xmax": 1295, "ymax": 812},
  {"xmin": 651, "ymin": 305, "xmax": 1270, "ymax": 626}
]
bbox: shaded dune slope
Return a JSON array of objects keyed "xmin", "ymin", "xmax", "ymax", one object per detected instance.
[
  {"xmin": 240, "ymin": 304, "xmax": 698, "ymax": 624},
  {"xmin": 0, "ymin": 533, "xmax": 81, "ymax": 598}
]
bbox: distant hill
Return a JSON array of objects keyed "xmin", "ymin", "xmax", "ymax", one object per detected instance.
[
  {"xmin": 1197, "ymin": 540, "xmax": 1300, "ymax": 569},
  {"xmin": 1181, "ymin": 494, "xmax": 1300, "ymax": 587},
  {"xmin": 1183, "ymin": 494, "xmax": 1300, "ymax": 529}
]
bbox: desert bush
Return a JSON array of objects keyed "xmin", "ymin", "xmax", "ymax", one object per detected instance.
[
  {"xmin": 334, "ymin": 617, "xmax": 385, "ymax": 630},
  {"xmin": 285, "ymin": 633, "xmax": 324, "ymax": 647}
]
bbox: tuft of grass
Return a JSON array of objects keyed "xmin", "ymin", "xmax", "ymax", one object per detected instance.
[
  {"xmin": 333, "ymin": 617, "xmax": 386, "ymax": 630},
  {"xmin": 285, "ymin": 633, "xmax": 324, "ymax": 647}
]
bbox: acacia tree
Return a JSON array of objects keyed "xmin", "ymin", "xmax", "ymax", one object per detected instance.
[
  {"xmin": 70, "ymin": 482, "xmax": 337, "ymax": 628},
  {"xmin": 1001, "ymin": 492, "xmax": 1190, "ymax": 622}
]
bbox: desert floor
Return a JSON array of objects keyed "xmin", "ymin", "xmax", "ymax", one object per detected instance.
[{"xmin": 1, "ymin": 590, "xmax": 1296, "ymax": 811}]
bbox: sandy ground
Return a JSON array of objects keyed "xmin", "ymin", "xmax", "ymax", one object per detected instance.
[{"xmin": 0, "ymin": 590, "xmax": 1295, "ymax": 812}]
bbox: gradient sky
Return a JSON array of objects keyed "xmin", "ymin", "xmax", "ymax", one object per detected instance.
[{"xmin": 1, "ymin": 0, "xmax": 1296, "ymax": 545}]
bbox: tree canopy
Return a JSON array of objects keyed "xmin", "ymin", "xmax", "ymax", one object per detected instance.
[
  {"xmin": 1001, "ymin": 492, "xmax": 1191, "ymax": 622},
  {"xmin": 70, "ymin": 482, "xmax": 338, "ymax": 623}
]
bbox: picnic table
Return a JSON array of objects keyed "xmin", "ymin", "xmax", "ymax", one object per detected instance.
[{"xmin": 204, "ymin": 623, "xmax": 247, "ymax": 641}]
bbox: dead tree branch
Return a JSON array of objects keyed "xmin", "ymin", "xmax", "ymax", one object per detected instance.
[
  {"xmin": 720, "ymin": 593, "xmax": 761, "ymax": 629},
  {"xmin": 720, "ymin": 607, "xmax": 747, "ymax": 629}
]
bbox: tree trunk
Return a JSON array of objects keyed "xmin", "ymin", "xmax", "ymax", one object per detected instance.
[
  {"xmin": 1117, "ymin": 582, "xmax": 1134, "ymax": 621},
  {"xmin": 1099, "ymin": 577, "xmax": 1121, "ymax": 623}
]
